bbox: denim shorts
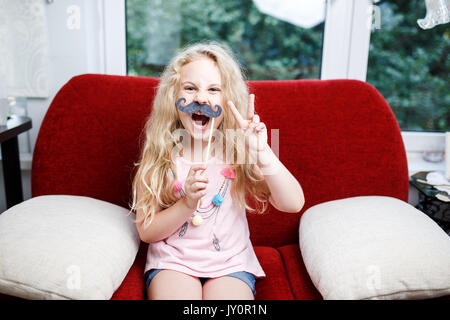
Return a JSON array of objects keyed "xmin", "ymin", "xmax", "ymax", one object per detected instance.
[{"xmin": 144, "ymin": 269, "xmax": 256, "ymax": 297}]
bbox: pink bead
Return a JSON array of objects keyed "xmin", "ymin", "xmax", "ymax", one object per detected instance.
[
  {"xmin": 174, "ymin": 181, "xmax": 183, "ymax": 191},
  {"xmin": 220, "ymin": 167, "xmax": 236, "ymax": 179}
]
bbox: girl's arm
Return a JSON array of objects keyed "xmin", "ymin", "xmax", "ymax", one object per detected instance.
[
  {"xmin": 136, "ymin": 164, "xmax": 208, "ymax": 243},
  {"xmin": 136, "ymin": 196, "xmax": 195, "ymax": 243},
  {"xmin": 228, "ymin": 96, "xmax": 304, "ymax": 213},
  {"xmin": 256, "ymin": 145, "xmax": 305, "ymax": 213}
]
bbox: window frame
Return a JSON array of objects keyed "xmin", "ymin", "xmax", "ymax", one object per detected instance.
[
  {"xmin": 102, "ymin": 0, "xmax": 127, "ymax": 75},
  {"xmin": 321, "ymin": 0, "xmax": 445, "ymax": 172},
  {"xmin": 321, "ymin": 0, "xmax": 372, "ymax": 81}
]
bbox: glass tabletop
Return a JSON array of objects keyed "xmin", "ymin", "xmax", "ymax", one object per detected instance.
[{"xmin": 410, "ymin": 171, "xmax": 447, "ymax": 198}]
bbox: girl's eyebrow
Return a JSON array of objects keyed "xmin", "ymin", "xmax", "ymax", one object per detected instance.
[{"xmin": 181, "ymin": 81, "xmax": 221, "ymax": 87}]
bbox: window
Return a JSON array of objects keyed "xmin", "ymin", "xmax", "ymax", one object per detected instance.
[
  {"xmin": 114, "ymin": 0, "xmax": 446, "ymax": 172},
  {"xmin": 367, "ymin": 0, "xmax": 449, "ymax": 132},
  {"xmin": 126, "ymin": 0, "xmax": 325, "ymax": 80}
]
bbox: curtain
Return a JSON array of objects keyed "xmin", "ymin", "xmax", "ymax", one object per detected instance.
[{"xmin": 0, "ymin": 0, "xmax": 49, "ymax": 98}]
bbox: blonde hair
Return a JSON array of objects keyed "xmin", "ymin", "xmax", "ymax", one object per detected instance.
[{"xmin": 131, "ymin": 41, "xmax": 270, "ymax": 229}]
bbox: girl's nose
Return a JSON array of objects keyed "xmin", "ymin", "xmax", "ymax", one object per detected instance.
[{"xmin": 194, "ymin": 91, "xmax": 208, "ymax": 105}]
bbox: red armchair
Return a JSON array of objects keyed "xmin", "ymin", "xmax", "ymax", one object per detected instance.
[{"xmin": 31, "ymin": 74, "xmax": 409, "ymax": 299}]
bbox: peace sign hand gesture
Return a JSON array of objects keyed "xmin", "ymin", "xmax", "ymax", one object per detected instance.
[{"xmin": 228, "ymin": 94, "xmax": 269, "ymax": 162}]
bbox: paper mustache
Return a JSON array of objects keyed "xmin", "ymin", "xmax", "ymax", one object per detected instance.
[{"xmin": 176, "ymin": 97, "xmax": 222, "ymax": 118}]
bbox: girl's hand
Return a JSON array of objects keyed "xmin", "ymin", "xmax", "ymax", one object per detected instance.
[
  {"xmin": 228, "ymin": 94, "xmax": 268, "ymax": 160},
  {"xmin": 183, "ymin": 164, "xmax": 209, "ymax": 210}
]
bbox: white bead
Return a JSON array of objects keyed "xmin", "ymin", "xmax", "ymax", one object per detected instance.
[{"xmin": 192, "ymin": 214, "xmax": 203, "ymax": 226}]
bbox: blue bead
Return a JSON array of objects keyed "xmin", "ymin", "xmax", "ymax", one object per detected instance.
[{"xmin": 212, "ymin": 194, "xmax": 224, "ymax": 206}]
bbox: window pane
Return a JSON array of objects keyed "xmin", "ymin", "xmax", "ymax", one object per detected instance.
[
  {"xmin": 126, "ymin": 0, "xmax": 324, "ymax": 80},
  {"xmin": 367, "ymin": 0, "xmax": 450, "ymax": 132}
]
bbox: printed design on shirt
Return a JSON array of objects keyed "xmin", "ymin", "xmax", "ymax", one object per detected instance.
[
  {"xmin": 178, "ymin": 221, "xmax": 188, "ymax": 237},
  {"xmin": 212, "ymin": 235, "xmax": 220, "ymax": 251},
  {"xmin": 169, "ymin": 166, "xmax": 235, "ymax": 251}
]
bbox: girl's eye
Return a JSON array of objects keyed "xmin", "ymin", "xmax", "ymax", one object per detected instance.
[
  {"xmin": 209, "ymin": 88, "xmax": 220, "ymax": 92},
  {"xmin": 185, "ymin": 87, "xmax": 195, "ymax": 91}
]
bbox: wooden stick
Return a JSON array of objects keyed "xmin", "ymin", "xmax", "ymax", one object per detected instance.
[{"xmin": 196, "ymin": 117, "xmax": 215, "ymax": 210}]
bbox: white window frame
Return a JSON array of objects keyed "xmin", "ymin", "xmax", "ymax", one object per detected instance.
[
  {"xmin": 321, "ymin": 0, "xmax": 372, "ymax": 81},
  {"xmin": 321, "ymin": 0, "xmax": 446, "ymax": 174},
  {"xmin": 101, "ymin": 0, "xmax": 127, "ymax": 75}
]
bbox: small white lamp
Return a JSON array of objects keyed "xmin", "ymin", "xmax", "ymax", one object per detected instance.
[{"xmin": 417, "ymin": 0, "xmax": 450, "ymax": 29}]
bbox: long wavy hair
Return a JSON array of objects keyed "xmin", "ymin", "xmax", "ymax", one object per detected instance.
[{"xmin": 130, "ymin": 42, "xmax": 271, "ymax": 229}]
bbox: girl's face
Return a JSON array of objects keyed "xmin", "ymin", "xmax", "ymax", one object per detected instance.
[{"xmin": 177, "ymin": 57, "xmax": 225, "ymax": 143}]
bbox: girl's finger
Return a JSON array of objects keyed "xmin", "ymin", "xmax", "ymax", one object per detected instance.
[
  {"xmin": 193, "ymin": 189, "xmax": 207, "ymax": 198},
  {"xmin": 187, "ymin": 164, "xmax": 207, "ymax": 178},
  {"xmin": 228, "ymin": 100, "xmax": 248, "ymax": 129},
  {"xmin": 192, "ymin": 182, "xmax": 207, "ymax": 191},
  {"xmin": 193, "ymin": 175, "xmax": 208, "ymax": 183},
  {"xmin": 247, "ymin": 94, "xmax": 255, "ymax": 120},
  {"xmin": 254, "ymin": 122, "xmax": 265, "ymax": 132},
  {"xmin": 244, "ymin": 123, "xmax": 256, "ymax": 135}
]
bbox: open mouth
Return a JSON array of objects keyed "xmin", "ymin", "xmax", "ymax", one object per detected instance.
[{"xmin": 191, "ymin": 113, "xmax": 210, "ymax": 130}]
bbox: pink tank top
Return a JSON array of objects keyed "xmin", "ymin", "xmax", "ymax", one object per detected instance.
[{"xmin": 144, "ymin": 155, "xmax": 265, "ymax": 279}]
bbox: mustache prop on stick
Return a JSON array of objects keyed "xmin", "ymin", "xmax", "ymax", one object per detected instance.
[
  {"xmin": 176, "ymin": 97, "xmax": 223, "ymax": 118},
  {"xmin": 176, "ymin": 97, "xmax": 223, "ymax": 222}
]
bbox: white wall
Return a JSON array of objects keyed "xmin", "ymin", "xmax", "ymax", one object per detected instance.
[{"xmin": 0, "ymin": 0, "xmax": 125, "ymax": 212}]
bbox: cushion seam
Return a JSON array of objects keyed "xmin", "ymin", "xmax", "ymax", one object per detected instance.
[
  {"xmin": 362, "ymin": 287, "xmax": 450, "ymax": 300},
  {"xmin": 275, "ymin": 245, "xmax": 296, "ymax": 299},
  {"xmin": 0, "ymin": 278, "xmax": 74, "ymax": 300}
]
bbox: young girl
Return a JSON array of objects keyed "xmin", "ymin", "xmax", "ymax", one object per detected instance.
[{"xmin": 131, "ymin": 42, "xmax": 305, "ymax": 300}]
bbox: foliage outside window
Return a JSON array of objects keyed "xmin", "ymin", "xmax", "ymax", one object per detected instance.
[
  {"xmin": 127, "ymin": 0, "xmax": 449, "ymax": 132},
  {"xmin": 126, "ymin": 0, "xmax": 324, "ymax": 80},
  {"xmin": 367, "ymin": 0, "xmax": 449, "ymax": 131}
]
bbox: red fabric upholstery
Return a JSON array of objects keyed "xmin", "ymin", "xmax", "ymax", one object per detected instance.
[
  {"xmin": 254, "ymin": 247, "xmax": 294, "ymax": 300},
  {"xmin": 110, "ymin": 244, "xmax": 295, "ymax": 300},
  {"xmin": 246, "ymin": 79, "xmax": 409, "ymax": 247},
  {"xmin": 111, "ymin": 242, "xmax": 148, "ymax": 300},
  {"xmin": 32, "ymin": 75, "xmax": 159, "ymax": 208},
  {"xmin": 278, "ymin": 244, "xmax": 322, "ymax": 300},
  {"xmin": 30, "ymin": 74, "xmax": 409, "ymax": 300}
]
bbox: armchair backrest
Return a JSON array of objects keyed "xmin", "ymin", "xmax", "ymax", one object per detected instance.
[{"xmin": 32, "ymin": 74, "xmax": 408, "ymax": 247}]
